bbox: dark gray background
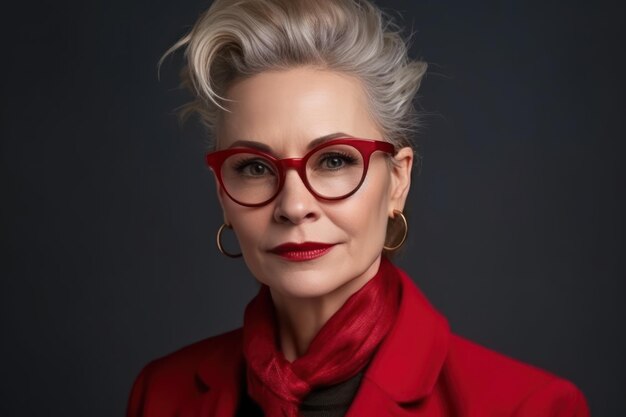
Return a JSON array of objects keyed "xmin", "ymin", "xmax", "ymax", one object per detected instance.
[{"xmin": 1, "ymin": 0, "xmax": 624, "ymax": 416}]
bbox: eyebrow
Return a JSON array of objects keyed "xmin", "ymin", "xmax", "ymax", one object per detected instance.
[{"xmin": 227, "ymin": 132, "xmax": 352, "ymax": 154}]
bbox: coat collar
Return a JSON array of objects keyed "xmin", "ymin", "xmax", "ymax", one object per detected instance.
[
  {"xmin": 361, "ymin": 264, "xmax": 450, "ymax": 403},
  {"xmin": 196, "ymin": 327, "xmax": 245, "ymax": 391},
  {"xmin": 193, "ymin": 329, "xmax": 245, "ymax": 417},
  {"xmin": 194, "ymin": 262, "xmax": 451, "ymax": 412}
]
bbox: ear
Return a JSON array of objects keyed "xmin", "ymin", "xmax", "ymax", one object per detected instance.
[
  {"xmin": 388, "ymin": 146, "xmax": 413, "ymax": 216},
  {"xmin": 213, "ymin": 175, "xmax": 230, "ymax": 226}
]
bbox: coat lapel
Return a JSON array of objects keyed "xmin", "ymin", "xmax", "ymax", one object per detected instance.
[
  {"xmin": 187, "ymin": 329, "xmax": 245, "ymax": 417},
  {"xmin": 346, "ymin": 266, "xmax": 451, "ymax": 416}
]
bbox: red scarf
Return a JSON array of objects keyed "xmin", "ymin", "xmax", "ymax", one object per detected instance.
[{"xmin": 242, "ymin": 255, "xmax": 402, "ymax": 417}]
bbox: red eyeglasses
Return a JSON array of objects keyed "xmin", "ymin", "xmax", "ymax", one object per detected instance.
[{"xmin": 205, "ymin": 138, "xmax": 396, "ymax": 207}]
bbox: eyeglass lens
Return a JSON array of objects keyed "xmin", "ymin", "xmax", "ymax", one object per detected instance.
[{"xmin": 220, "ymin": 143, "xmax": 365, "ymax": 205}]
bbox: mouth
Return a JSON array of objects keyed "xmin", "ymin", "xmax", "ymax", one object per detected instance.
[{"xmin": 268, "ymin": 242, "xmax": 336, "ymax": 262}]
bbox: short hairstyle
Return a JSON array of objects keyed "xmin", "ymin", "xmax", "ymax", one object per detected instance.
[{"xmin": 160, "ymin": 0, "xmax": 427, "ymax": 153}]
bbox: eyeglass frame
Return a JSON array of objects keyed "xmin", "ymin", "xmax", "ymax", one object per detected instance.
[{"xmin": 205, "ymin": 137, "xmax": 396, "ymax": 207}]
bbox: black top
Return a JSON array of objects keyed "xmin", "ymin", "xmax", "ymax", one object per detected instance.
[{"xmin": 236, "ymin": 371, "xmax": 365, "ymax": 417}]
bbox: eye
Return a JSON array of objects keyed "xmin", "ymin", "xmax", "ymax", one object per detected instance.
[
  {"xmin": 317, "ymin": 152, "xmax": 359, "ymax": 170},
  {"xmin": 233, "ymin": 158, "xmax": 275, "ymax": 177}
]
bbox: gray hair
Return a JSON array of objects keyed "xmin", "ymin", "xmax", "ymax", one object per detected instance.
[{"xmin": 160, "ymin": 0, "xmax": 427, "ymax": 152}]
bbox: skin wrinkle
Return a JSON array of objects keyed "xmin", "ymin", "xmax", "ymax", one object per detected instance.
[{"xmin": 216, "ymin": 67, "xmax": 413, "ymax": 361}]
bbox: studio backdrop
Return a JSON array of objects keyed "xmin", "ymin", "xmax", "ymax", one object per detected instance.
[{"xmin": 1, "ymin": 0, "xmax": 624, "ymax": 416}]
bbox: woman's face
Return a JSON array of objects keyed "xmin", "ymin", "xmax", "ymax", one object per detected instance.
[{"xmin": 215, "ymin": 67, "xmax": 413, "ymax": 300}]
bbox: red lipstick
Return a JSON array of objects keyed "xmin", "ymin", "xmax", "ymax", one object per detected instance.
[{"xmin": 269, "ymin": 242, "xmax": 336, "ymax": 262}]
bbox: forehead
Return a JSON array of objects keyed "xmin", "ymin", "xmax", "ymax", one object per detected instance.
[{"xmin": 217, "ymin": 67, "xmax": 382, "ymax": 154}]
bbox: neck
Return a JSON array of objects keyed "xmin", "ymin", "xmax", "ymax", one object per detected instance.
[{"xmin": 270, "ymin": 255, "xmax": 382, "ymax": 362}]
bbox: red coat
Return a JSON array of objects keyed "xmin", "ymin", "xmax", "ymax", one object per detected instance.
[{"xmin": 126, "ymin": 267, "xmax": 591, "ymax": 417}]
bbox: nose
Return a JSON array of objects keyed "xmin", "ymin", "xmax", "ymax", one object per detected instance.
[{"xmin": 273, "ymin": 169, "xmax": 321, "ymax": 225}]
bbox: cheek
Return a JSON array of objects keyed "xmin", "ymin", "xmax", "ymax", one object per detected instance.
[
  {"xmin": 332, "ymin": 171, "xmax": 391, "ymax": 243},
  {"xmin": 224, "ymin": 203, "xmax": 270, "ymax": 250}
]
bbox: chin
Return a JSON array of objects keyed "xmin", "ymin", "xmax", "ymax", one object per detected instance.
[
  {"xmin": 277, "ymin": 278, "xmax": 348, "ymax": 300},
  {"xmin": 245, "ymin": 245, "xmax": 378, "ymax": 300},
  {"xmin": 268, "ymin": 266, "xmax": 348, "ymax": 299}
]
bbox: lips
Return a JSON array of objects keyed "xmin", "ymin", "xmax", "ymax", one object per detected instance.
[
  {"xmin": 270, "ymin": 242, "xmax": 334, "ymax": 252},
  {"xmin": 269, "ymin": 242, "xmax": 336, "ymax": 261}
]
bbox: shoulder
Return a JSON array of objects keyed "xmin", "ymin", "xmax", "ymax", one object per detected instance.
[
  {"xmin": 139, "ymin": 327, "xmax": 242, "ymax": 382},
  {"xmin": 125, "ymin": 328, "xmax": 243, "ymax": 417},
  {"xmin": 443, "ymin": 333, "xmax": 590, "ymax": 416}
]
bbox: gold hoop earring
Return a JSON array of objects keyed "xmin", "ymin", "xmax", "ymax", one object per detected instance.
[
  {"xmin": 216, "ymin": 223, "xmax": 242, "ymax": 258},
  {"xmin": 383, "ymin": 209, "xmax": 408, "ymax": 251}
]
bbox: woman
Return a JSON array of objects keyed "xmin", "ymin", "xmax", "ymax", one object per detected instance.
[{"xmin": 127, "ymin": 1, "xmax": 590, "ymax": 416}]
